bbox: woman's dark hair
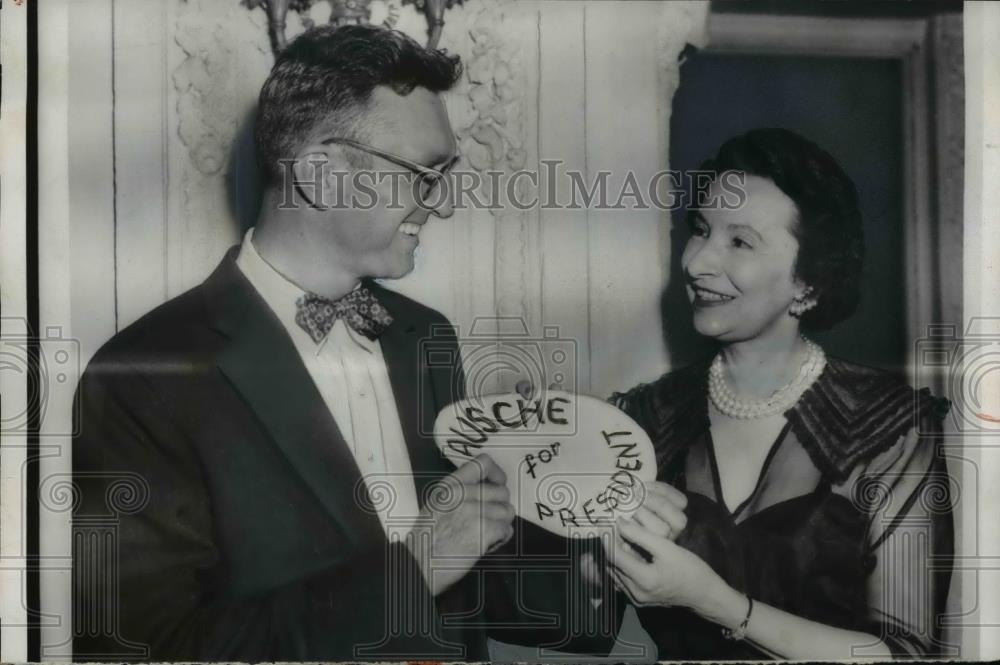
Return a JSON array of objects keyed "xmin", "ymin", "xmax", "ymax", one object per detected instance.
[
  {"xmin": 254, "ymin": 24, "xmax": 462, "ymax": 187},
  {"xmin": 695, "ymin": 128, "xmax": 865, "ymax": 331}
]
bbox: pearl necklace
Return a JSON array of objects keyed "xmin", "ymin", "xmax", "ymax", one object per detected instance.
[{"xmin": 708, "ymin": 337, "xmax": 826, "ymax": 419}]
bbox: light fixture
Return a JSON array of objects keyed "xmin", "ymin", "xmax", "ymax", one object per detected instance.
[{"xmin": 243, "ymin": 0, "xmax": 465, "ymax": 54}]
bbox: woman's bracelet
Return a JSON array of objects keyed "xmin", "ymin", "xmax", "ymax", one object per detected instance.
[{"xmin": 721, "ymin": 593, "xmax": 754, "ymax": 641}]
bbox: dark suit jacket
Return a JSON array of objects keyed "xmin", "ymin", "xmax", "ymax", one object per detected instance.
[{"xmin": 72, "ymin": 250, "xmax": 623, "ymax": 661}]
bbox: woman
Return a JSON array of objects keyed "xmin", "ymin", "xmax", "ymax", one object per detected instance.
[{"xmin": 600, "ymin": 129, "xmax": 953, "ymax": 659}]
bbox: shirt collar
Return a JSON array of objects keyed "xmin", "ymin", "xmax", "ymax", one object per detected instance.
[{"xmin": 235, "ymin": 228, "xmax": 374, "ymax": 354}]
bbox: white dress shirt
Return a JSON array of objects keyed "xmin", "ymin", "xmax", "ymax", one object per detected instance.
[{"xmin": 236, "ymin": 229, "xmax": 420, "ymax": 535}]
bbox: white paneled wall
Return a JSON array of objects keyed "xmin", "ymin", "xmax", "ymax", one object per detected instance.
[{"xmin": 963, "ymin": 4, "xmax": 1000, "ymax": 659}]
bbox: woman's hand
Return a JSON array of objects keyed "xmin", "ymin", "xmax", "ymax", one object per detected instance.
[
  {"xmin": 631, "ymin": 480, "xmax": 688, "ymax": 540},
  {"xmin": 606, "ymin": 516, "xmax": 723, "ymax": 610},
  {"xmin": 580, "ymin": 481, "xmax": 688, "ymax": 588}
]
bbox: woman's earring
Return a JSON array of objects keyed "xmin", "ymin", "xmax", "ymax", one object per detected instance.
[{"xmin": 789, "ymin": 290, "xmax": 816, "ymax": 318}]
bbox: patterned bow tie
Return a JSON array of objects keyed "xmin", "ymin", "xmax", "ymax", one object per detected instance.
[{"xmin": 294, "ymin": 286, "xmax": 393, "ymax": 343}]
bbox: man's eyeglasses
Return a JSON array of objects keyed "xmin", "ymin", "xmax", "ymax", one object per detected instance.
[{"xmin": 322, "ymin": 137, "xmax": 458, "ymax": 207}]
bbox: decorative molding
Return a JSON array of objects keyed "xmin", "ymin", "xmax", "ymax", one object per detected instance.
[
  {"xmin": 931, "ymin": 14, "xmax": 965, "ymax": 336},
  {"xmin": 114, "ymin": 0, "xmax": 172, "ymax": 329},
  {"xmin": 169, "ymin": 0, "xmax": 273, "ymax": 293},
  {"xmin": 449, "ymin": 1, "xmax": 529, "ymax": 178},
  {"xmin": 173, "ymin": 1, "xmax": 270, "ymax": 176},
  {"xmin": 899, "ymin": 23, "xmax": 935, "ymax": 390},
  {"xmin": 707, "ymin": 14, "xmax": 927, "ymax": 57},
  {"xmin": 440, "ymin": 0, "xmax": 539, "ymax": 394}
]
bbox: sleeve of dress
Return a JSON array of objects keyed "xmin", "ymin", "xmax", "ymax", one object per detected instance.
[
  {"xmin": 861, "ymin": 415, "xmax": 954, "ymax": 657},
  {"xmin": 609, "ymin": 384, "xmax": 649, "ymax": 425}
]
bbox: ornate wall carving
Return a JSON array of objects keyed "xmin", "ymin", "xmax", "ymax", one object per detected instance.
[
  {"xmin": 447, "ymin": 1, "xmax": 529, "ymax": 176},
  {"xmin": 438, "ymin": 0, "xmax": 538, "ymax": 375},
  {"xmin": 173, "ymin": 2, "xmax": 270, "ymax": 176}
]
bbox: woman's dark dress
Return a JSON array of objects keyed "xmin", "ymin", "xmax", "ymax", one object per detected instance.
[{"xmin": 611, "ymin": 357, "xmax": 954, "ymax": 659}]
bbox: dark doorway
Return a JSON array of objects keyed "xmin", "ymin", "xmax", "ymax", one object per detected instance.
[{"xmin": 667, "ymin": 51, "xmax": 906, "ymax": 375}]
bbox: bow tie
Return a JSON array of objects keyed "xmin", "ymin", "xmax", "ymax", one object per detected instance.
[{"xmin": 294, "ymin": 286, "xmax": 393, "ymax": 343}]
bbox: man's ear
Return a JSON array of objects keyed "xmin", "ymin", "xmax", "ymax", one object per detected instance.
[{"xmin": 291, "ymin": 143, "xmax": 349, "ymax": 209}]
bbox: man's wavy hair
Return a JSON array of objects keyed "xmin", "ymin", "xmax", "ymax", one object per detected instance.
[
  {"xmin": 254, "ymin": 24, "xmax": 462, "ymax": 187},
  {"xmin": 695, "ymin": 128, "xmax": 865, "ymax": 332}
]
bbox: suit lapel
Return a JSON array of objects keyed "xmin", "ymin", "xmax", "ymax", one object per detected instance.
[{"xmin": 205, "ymin": 253, "xmax": 385, "ymax": 548}]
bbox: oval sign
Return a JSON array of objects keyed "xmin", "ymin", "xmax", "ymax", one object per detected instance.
[{"xmin": 433, "ymin": 391, "xmax": 657, "ymax": 538}]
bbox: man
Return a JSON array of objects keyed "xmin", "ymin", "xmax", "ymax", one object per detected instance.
[
  {"xmin": 73, "ymin": 22, "xmax": 636, "ymax": 661},
  {"xmin": 72, "ymin": 25, "xmax": 523, "ymax": 661}
]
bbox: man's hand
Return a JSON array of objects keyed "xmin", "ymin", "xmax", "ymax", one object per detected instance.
[{"xmin": 407, "ymin": 453, "xmax": 515, "ymax": 596}]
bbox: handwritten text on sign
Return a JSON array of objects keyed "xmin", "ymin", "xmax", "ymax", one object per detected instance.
[{"xmin": 434, "ymin": 392, "xmax": 656, "ymax": 538}]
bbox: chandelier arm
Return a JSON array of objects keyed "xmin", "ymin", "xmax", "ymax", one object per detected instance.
[
  {"xmin": 249, "ymin": 0, "xmax": 465, "ymax": 55},
  {"xmin": 264, "ymin": 0, "xmax": 292, "ymax": 53}
]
